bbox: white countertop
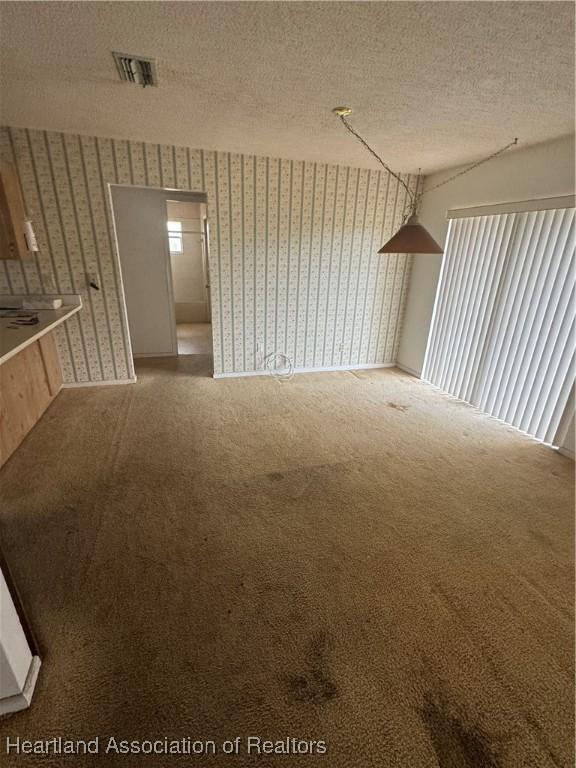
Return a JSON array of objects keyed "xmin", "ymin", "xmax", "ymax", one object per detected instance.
[{"xmin": 0, "ymin": 299, "xmax": 82, "ymax": 365}]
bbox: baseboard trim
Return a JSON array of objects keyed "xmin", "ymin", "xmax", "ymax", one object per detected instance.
[
  {"xmin": 395, "ymin": 362, "xmax": 422, "ymax": 378},
  {"xmin": 133, "ymin": 352, "xmax": 176, "ymax": 358},
  {"xmin": 557, "ymin": 447, "xmax": 575, "ymax": 461},
  {"xmin": 0, "ymin": 655, "xmax": 41, "ymax": 716},
  {"xmin": 62, "ymin": 378, "xmax": 137, "ymax": 388},
  {"xmin": 213, "ymin": 363, "xmax": 395, "ymax": 379}
]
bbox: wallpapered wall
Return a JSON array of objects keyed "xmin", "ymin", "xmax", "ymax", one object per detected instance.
[{"xmin": 0, "ymin": 126, "xmax": 417, "ymax": 381}]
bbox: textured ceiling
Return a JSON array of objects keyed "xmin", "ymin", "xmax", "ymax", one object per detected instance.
[{"xmin": 0, "ymin": 1, "xmax": 573, "ymax": 173}]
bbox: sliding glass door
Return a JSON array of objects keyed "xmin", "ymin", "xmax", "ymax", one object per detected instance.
[{"xmin": 422, "ymin": 205, "xmax": 575, "ymax": 444}]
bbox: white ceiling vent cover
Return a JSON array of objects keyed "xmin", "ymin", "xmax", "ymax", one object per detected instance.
[{"xmin": 113, "ymin": 52, "xmax": 158, "ymax": 87}]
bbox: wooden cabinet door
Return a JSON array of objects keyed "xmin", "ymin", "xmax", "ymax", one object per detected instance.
[
  {"xmin": 0, "ymin": 332, "xmax": 63, "ymax": 467},
  {"xmin": 0, "ymin": 162, "xmax": 31, "ymax": 260},
  {"xmin": 38, "ymin": 332, "xmax": 63, "ymax": 396}
]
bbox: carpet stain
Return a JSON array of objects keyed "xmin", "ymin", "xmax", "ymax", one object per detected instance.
[
  {"xmin": 257, "ymin": 462, "xmax": 354, "ymax": 500},
  {"xmin": 529, "ymin": 528, "xmax": 558, "ymax": 553},
  {"xmin": 420, "ymin": 690, "xmax": 502, "ymax": 768},
  {"xmin": 386, "ymin": 402, "xmax": 410, "ymax": 412},
  {"xmin": 285, "ymin": 631, "xmax": 339, "ymax": 705}
]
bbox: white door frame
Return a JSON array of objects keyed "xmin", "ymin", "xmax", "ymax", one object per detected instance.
[
  {"xmin": 163, "ymin": 223, "xmax": 178, "ymax": 358},
  {"xmin": 109, "ymin": 185, "xmax": 209, "ymax": 364},
  {"xmin": 202, "ymin": 213, "xmax": 212, "ymax": 320}
]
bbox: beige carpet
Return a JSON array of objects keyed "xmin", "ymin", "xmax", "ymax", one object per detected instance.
[{"xmin": 0, "ymin": 359, "xmax": 573, "ymax": 767}]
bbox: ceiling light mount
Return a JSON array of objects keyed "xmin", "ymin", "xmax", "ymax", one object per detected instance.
[{"xmin": 333, "ymin": 106, "xmax": 353, "ymax": 117}]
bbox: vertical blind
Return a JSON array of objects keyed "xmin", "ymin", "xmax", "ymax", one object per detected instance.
[{"xmin": 422, "ymin": 206, "xmax": 575, "ymax": 444}]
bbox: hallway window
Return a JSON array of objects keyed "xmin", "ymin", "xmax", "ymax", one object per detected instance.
[{"xmin": 167, "ymin": 220, "xmax": 183, "ymax": 254}]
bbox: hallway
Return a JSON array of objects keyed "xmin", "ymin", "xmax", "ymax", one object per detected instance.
[{"xmin": 177, "ymin": 323, "xmax": 213, "ymax": 356}]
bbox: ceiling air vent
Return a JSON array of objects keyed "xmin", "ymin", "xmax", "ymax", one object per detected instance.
[{"xmin": 113, "ymin": 52, "xmax": 158, "ymax": 87}]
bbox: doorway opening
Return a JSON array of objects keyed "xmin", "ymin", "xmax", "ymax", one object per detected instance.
[
  {"xmin": 166, "ymin": 200, "xmax": 212, "ymax": 357},
  {"xmin": 110, "ymin": 186, "xmax": 213, "ymax": 370}
]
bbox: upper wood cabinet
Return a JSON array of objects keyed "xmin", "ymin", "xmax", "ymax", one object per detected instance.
[{"xmin": 0, "ymin": 162, "xmax": 33, "ymax": 260}]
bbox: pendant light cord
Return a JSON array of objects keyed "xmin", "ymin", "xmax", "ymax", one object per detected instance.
[
  {"xmin": 337, "ymin": 114, "xmax": 416, "ymax": 210},
  {"xmin": 336, "ymin": 112, "xmax": 518, "ymax": 215},
  {"xmin": 420, "ymin": 138, "xmax": 518, "ymax": 196}
]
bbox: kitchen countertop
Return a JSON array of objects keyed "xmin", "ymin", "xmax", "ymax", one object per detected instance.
[{"xmin": 0, "ymin": 299, "xmax": 82, "ymax": 365}]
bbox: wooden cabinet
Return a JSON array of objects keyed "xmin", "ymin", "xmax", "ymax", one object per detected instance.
[
  {"xmin": 0, "ymin": 330, "xmax": 63, "ymax": 467},
  {"xmin": 0, "ymin": 163, "xmax": 33, "ymax": 260}
]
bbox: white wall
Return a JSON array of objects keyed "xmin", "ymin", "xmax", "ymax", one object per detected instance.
[{"xmin": 398, "ymin": 134, "xmax": 575, "ymax": 376}]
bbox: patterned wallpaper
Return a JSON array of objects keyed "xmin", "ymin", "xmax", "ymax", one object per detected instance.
[{"xmin": 0, "ymin": 126, "xmax": 417, "ymax": 381}]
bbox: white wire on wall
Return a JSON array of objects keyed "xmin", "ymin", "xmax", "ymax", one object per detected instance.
[
  {"xmin": 422, "ymin": 207, "xmax": 575, "ymax": 445},
  {"xmin": 263, "ymin": 351, "xmax": 294, "ymax": 381}
]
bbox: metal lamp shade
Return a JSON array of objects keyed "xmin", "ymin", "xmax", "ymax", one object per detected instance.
[{"xmin": 378, "ymin": 214, "xmax": 443, "ymax": 254}]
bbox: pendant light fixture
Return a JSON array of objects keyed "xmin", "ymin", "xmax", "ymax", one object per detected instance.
[
  {"xmin": 333, "ymin": 107, "xmax": 518, "ymax": 255},
  {"xmin": 377, "ymin": 211, "xmax": 443, "ymax": 254}
]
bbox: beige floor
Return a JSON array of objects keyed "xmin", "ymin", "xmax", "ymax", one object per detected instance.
[
  {"xmin": 0, "ymin": 360, "xmax": 573, "ymax": 767},
  {"xmin": 177, "ymin": 322, "xmax": 213, "ymax": 355}
]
